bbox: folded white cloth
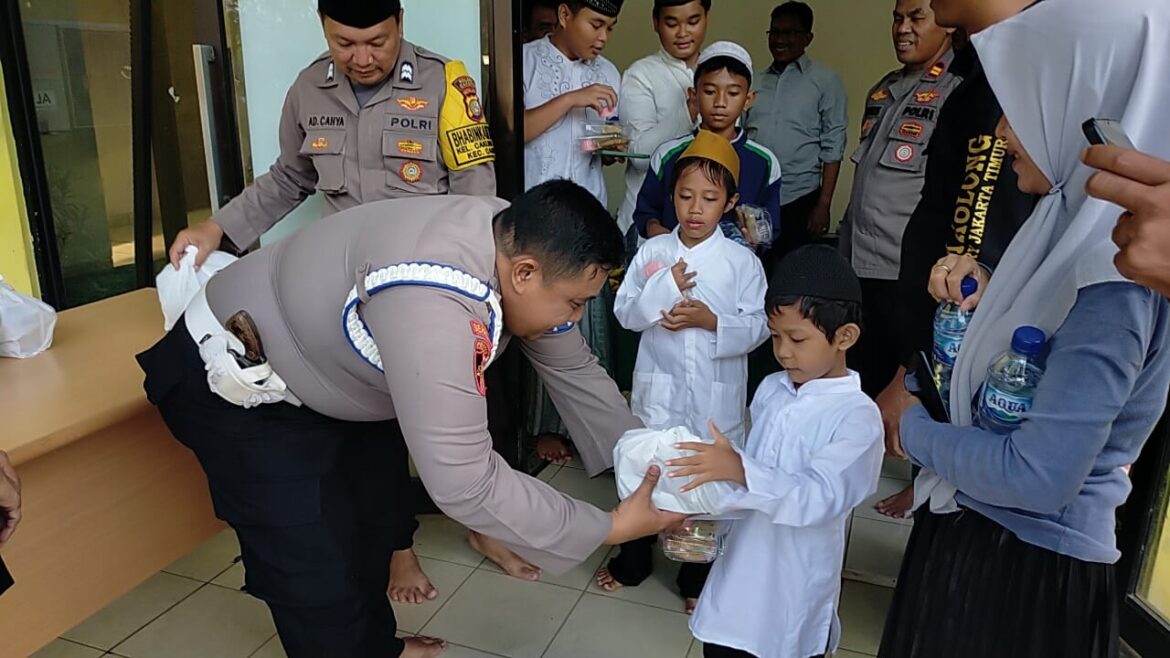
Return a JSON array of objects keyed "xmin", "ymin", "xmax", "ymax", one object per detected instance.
[
  {"xmin": 613, "ymin": 426, "xmax": 735, "ymax": 515},
  {"xmin": 156, "ymin": 246, "xmax": 238, "ymax": 330}
]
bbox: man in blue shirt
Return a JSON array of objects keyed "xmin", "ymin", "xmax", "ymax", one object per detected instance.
[{"xmin": 747, "ymin": 1, "xmax": 848, "ymax": 256}]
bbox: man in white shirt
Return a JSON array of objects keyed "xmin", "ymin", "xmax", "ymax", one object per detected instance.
[{"xmin": 616, "ymin": 0, "xmax": 710, "ymax": 237}]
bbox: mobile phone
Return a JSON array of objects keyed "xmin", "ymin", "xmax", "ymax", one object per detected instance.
[
  {"xmin": 909, "ymin": 350, "xmax": 951, "ymax": 423},
  {"xmin": 1082, "ymin": 118, "xmax": 1135, "ymax": 149}
]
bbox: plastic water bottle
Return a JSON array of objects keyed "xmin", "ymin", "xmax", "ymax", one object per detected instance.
[
  {"xmin": 932, "ymin": 276, "xmax": 979, "ymax": 414},
  {"xmin": 977, "ymin": 326, "xmax": 1047, "ymax": 433}
]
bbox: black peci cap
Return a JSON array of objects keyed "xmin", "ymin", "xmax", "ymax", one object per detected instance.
[
  {"xmin": 318, "ymin": 0, "xmax": 402, "ymax": 29},
  {"xmin": 579, "ymin": 0, "xmax": 625, "ymax": 18},
  {"xmin": 768, "ymin": 245, "xmax": 862, "ymax": 304}
]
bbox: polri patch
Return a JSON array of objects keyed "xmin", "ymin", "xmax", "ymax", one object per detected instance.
[
  {"xmin": 444, "ymin": 124, "xmax": 495, "ymax": 168},
  {"xmin": 399, "ymin": 160, "xmax": 424, "ymax": 183},
  {"xmin": 470, "ymin": 320, "xmax": 492, "ymax": 396},
  {"xmin": 451, "ymin": 75, "xmax": 484, "ymax": 122}
]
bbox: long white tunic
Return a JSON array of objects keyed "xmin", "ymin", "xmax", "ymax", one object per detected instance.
[
  {"xmin": 690, "ymin": 372, "xmax": 883, "ymax": 658},
  {"xmin": 614, "ymin": 229, "xmax": 767, "ymax": 444}
]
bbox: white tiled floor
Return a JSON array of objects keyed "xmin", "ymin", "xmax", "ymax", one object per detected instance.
[{"xmin": 35, "ymin": 465, "xmax": 903, "ymax": 658}]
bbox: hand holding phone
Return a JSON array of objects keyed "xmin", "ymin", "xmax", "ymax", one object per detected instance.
[{"xmin": 1082, "ymin": 118, "xmax": 1135, "ymax": 149}]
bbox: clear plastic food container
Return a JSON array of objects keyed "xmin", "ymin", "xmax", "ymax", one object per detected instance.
[
  {"xmin": 736, "ymin": 205, "xmax": 773, "ymax": 247},
  {"xmin": 661, "ymin": 519, "xmax": 727, "ymax": 563},
  {"xmin": 580, "ymin": 120, "xmax": 630, "ymax": 153}
]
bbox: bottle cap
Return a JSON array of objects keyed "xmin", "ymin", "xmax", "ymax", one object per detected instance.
[
  {"xmin": 1011, "ymin": 326, "xmax": 1046, "ymax": 356},
  {"xmin": 960, "ymin": 276, "xmax": 979, "ymax": 299}
]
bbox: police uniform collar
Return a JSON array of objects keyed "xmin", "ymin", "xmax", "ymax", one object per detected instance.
[
  {"xmin": 315, "ymin": 52, "xmax": 341, "ymax": 89},
  {"xmin": 919, "ymin": 47, "xmax": 955, "ymax": 82}
]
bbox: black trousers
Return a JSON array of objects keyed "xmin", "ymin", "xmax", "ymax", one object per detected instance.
[
  {"xmin": 703, "ymin": 644, "xmax": 824, "ymax": 658},
  {"xmin": 0, "ymin": 555, "xmax": 12, "ymax": 596},
  {"xmin": 137, "ymin": 318, "xmax": 416, "ymax": 658},
  {"xmin": 606, "ymin": 534, "xmax": 712, "ymax": 599},
  {"xmin": 774, "ymin": 188, "xmax": 823, "ymax": 258},
  {"xmin": 848, "ymin": 278, "xmax": 903, "ymax": 398}
]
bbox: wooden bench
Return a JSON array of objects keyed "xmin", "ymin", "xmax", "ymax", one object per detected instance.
[{"xmin": 0, "ymin": 289, "xmax": 222, "ymax": 655}]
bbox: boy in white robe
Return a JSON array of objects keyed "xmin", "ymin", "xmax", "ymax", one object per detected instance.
[
  {"xmin": 603, "ymin": 130, "xmax": 768, "ymax": 611},
  {"xmin": 668, "ymin": 245, "xmax": 884, "ymax": 658}
]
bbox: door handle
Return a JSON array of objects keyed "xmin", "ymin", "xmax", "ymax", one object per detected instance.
[{"xmin": 192, "ymin": 44, "xmax": 223, "ymax": 212}]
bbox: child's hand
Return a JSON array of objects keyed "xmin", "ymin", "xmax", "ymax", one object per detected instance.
[
  {"xmin": 671, "ymin": 258, "xmax": 696, "ymax": 294},
  {"xmin": 667, "ymin": 421, "xmax": 746, "ymax": 490},
  {"xmin": 659, "ymin": 299, "xmax": 717, "ymax": 332},
  {"xmin": 570, "ymin": 84, "xmax": 618, "ymax": 114}
]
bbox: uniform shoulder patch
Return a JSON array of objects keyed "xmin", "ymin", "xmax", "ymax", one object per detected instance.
[
  {"xmin": 439, "ymin": 60, "xmax": 494, "ymax": 171},
  {"xmin": 470, "ymin": 320, "xmax": 492, "ymax": 396}
]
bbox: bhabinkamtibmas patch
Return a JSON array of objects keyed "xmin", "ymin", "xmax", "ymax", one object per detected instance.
[{"xmin": 439, "ymin": 60, "xmax": 495, "ymax": 170}]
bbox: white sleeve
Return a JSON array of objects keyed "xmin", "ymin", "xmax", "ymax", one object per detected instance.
[
  {"xmin": 713, "ymin": 255, "xmax": 769, "ymax": 359},
  {"xmin": 614, "ymin": 244, "xmax": 685, "ymax": 332}
]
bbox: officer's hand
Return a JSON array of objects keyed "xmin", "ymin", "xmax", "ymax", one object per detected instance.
[
  {"xmin": 570, "ymin": 84, "xmax": 619, "ymax": 115},
  {"xmin": 1083, "ymin": 145, "xmax": 1170, "ymax": 298},
  {"xmin": 928, "ymin": 254, "xmax": 987, "ymax": 312},
  {"xmin": 808, "ymin": 201, "xmax": 832, "ymax": 236},
  {"xmin": 169, "ymin": 221, "xmax": 226, "ymax": 270},
  {"xmin": 605, "ymin": 465, "xmax": 689, "ymax": 545},
  {"xmin": 0, "ymin": 451, "xmax": 22, "ymax": 547}
]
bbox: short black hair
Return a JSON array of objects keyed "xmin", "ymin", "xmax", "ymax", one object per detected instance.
[
  {"xmin": 495, "ymin": 180, "xmax": 625, "ymax": 281},
  {"xmin": 766, "ymin": 294, "xmax": 863, "ymax": 342},
  {"xmin": 771, "ymin": 1, "xmax": 813, "ymax": 32},
  {"xmin": 669, "ymin": 156, "xmax": 738, "ymax": 200},
  {"xmin": 653, "ymin": 0, "xmax": 711, "ymax": 20},
  {"xmin": 695, "ymin": 55, "xmax": 752, "ymax": 86}
]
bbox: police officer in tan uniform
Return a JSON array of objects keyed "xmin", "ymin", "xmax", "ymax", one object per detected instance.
[
  {"xmin": 169, "ymin": 0, "xmax": 496, "ymax": 265},
  {"xmin": 138, "ymin": 182, "xmax": 681, "ymax": 657},
  {"xmin": 838, "ymin": 0, "xmax": 961, "ymax": 396},
  {"xmin": 166, "ymin": 0, "xmax": 497, "ymax": 609}
]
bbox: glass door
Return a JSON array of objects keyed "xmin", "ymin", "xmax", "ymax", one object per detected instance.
[
  {"xmin": 6, "ymin": 0, "xmax": 242, "ymax": 309},
  {"xmin": 1119, "ymin": 414, "xmax": 1170, "ymax": 656}
]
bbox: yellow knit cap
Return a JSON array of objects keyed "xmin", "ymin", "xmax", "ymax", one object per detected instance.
[{"xmin": 678, "ymin": 129, "xmax": 741, "ymax": 185}]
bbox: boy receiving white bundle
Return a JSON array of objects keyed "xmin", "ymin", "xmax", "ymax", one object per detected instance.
[{"xmin": 670, "ymin": 245, "xmax": 883, "ymax": 658}]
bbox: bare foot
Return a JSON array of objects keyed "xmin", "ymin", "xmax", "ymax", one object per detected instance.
[
  {"xmin": 468, "ymin": 530, "xmax": 542, "ymax": 581},
  {"xmin": 388, "ymin": 548, "xmax": 438, "ymax": 605},
  {"xmin": 685, "ymin": 597, "xmax": 697, "ymax": 615},
  {"xmin": 594, "ymin": 566, "xmax": 623, "ymax": 592},
  {"xmin": 400, "ymin": 635, "xmax": 447, "ymax": 657},
  {"xmin": 535, "ymin": 433, "xmax": 573, "ymax": 465},
  {"xmin": 874, "ymin": 485, "xmax": 914, "ymax": 519}
]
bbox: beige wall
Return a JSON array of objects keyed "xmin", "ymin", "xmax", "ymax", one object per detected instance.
[{"xmin": 602, "ymin": 0, "xmax": 901, "ymax": 230}]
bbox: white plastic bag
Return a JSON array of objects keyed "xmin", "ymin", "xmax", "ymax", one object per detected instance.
[
  {"xmin": 156, "ymin": 246, "xmax": 237, "ymax": 330},
  {"xmin": 613, "ymin": 426, "xmax": 736, "ymax": 515},
  {"xmin": 0, "ymin": 274, "xmax": 57, "ymax": 358}
]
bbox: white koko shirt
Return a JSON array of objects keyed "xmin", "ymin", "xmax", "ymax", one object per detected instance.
[
  {"xmin": 522, "ymin": 36, "xmax": 621, "ymax": 204},
  {"xmin": 615, "ymin": 228, "xmax": 767, "ymax": 445},
  {"xmin": 690, "ymin": 371, "xmax": 883, "ymax": 658}
]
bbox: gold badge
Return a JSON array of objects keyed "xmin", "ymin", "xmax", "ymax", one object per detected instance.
[
  {"xmin": 899, "ymin": 121, "xmax": 924, "ymax": 138},
  {"xmin": 915, "ymin": 89, "xmax": 941, "ymax": 104},
  {"xmin": 928, "ymin": 62, "xmax": 946, "ymax": 79},
  {"xmin": 311, "ymin": 136, "xmax": 329, "ymax": 150},
  {"xmin": 397, "ymin": 96, "xmax": 430, "ymax": 111},
  {"xmin": 398, "ymin": 140, "xmax": 424, "ymax": 156},
  {"xmin": 870, "ymin": 88, "xmax": 890, "ymax": 102},
  {"xmin": 399, "ymin": 160, "xmax": 424, "ymax": 183}
]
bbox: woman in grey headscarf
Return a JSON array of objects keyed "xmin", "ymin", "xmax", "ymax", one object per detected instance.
[{"xmin": 879, "ymin": 0, "xmax": 1170, "ymax": 655}]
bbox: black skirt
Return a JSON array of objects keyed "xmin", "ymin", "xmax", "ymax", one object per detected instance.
[{"xmin": 879, "ymin": 508, "xmax": 1118, "ymax": 658}]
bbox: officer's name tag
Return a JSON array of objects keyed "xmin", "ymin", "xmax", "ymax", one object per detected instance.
[
  {"xmin": 387, "ymin": 114, "xmax": 435, "ymax": 132},
  {"xmin": 307, "ymin": 115, "xmax": 346, "ymax": 128}
]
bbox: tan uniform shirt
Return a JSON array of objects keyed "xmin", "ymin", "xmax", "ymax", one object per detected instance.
[
  {"xmin": 214, "ymin": 41, "xmax": 497, "ymax": 249},
  {"xmin": 204, "ymin": 195, "xmax": 639, "ymax": 573},
  {"xmin": 839, "ymin": 50, "xmax": 961, "ymax": 280}
]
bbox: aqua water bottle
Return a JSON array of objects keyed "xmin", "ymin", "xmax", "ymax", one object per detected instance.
[
  {"xmin": 932, "ymin": 276, "xmax": 979, "ymax": 415},
  {"xmin": 976, "ymin": 326, "xmax": 1047, "ymax": 433}
]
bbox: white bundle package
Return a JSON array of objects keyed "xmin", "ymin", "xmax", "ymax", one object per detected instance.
[{"xmin": 613, "ymin": 426, "xmax": 735, "ymax": 515}]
